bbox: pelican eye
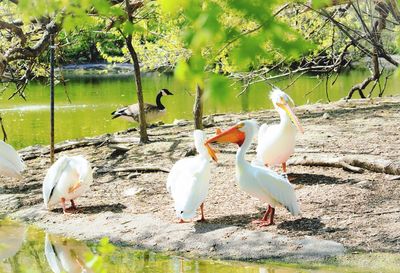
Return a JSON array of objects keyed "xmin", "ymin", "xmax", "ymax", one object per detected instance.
[{"xmin": 180, "ymin": 211, "xmax": 184, "ymax": 214}]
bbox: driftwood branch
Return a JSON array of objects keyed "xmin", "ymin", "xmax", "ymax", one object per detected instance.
[
  {"xmin": 289, "ymin": 155, "xmax": 400, "ymax": 175},
  {"xmin": 19, "ymin": 134, "xmax": 140, "ymax": 160},
  {"xmin": 96, "ymin": 166, "xmax": 169, "ymax": 174}
]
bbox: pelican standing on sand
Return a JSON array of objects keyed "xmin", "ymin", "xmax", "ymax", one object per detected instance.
[
  {"xmin": 206, "ymin": 120, "xmax": 300, "ymax": 226},
  {"xmin": 0, "ymin": 140, "xmax": 25, "ymax": 179},
  {"xmin": 43, "ymin": 155, "xmax": 93, "ymax": 214},
  {"xmin": 167, "ymin": 130, "xmax": 216, "ymax": 223},
  {"xmin": 111, "ymin": 88, "xmax": 173, "ymax": 123},
  {"xmin": 256, "ymin": 88, "xmax": 304, "ymax": 173}
]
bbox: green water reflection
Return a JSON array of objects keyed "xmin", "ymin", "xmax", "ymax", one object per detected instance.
[
  {"xmin": 1, "ymin": 219, "xmax": 400, "ymax": 273},
  {"xmin": 1, "ymin": 71, "xmax": 399, "ymax": 149}
]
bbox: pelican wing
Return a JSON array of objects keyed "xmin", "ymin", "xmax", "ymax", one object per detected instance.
[
  {"xmin": 167, "ymin": 157, "xmax": 210, "ymax": 219},
  {"xmin": 42, "ymin": 156, "xmax": 70, "ymax": 206},
  {"xmin": 69, "ymin": 155, "xmax": 93, "ymax": 187},
  {"xmin": 253, "ymin": 165, "xmax": 300, "ymax": 216},
  {"xmin": 0, "ymin": 140, "xmax": 25, "ymax": 178}
]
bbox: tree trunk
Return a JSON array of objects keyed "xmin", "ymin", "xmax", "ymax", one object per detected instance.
[
  {"xmin": 126, "ymin": 36, "xmax": 149, "ymax": 143},
  {"xmin": 50, "ymin": 34, "xmax": 55, "ymax": 163},
  {"xmin": 193, "ymin": 84, "xmax": 203, "ymax": 130},
  {"xmin": 125, "ymin": 0, "xmax": 148, "ymax": 143}
]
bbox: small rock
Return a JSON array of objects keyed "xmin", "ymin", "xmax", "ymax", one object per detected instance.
[
  {"xmin": 184, "ymin": 146, "xmax": 197, "ymax": 157},
  {"xmin": 322, "ymin": 113, "xmax": 331, "ymax": 119},
  {"xmin": 356, "ymin": 180, "xmax": 373, "ymax": 189},
  {"xmin": 127, "ymin": 173, "xmax": 139, "ymax": 179},
  {"xmin": 123, "ymin": 187, "xmax": 143, "ymax": 196},
  {"xmin": 203, "ymin": 115, "xmax": 215, "ymax": 128},
  {"xmin": 173, "ymin": 119, "xmax": 189, "ymax": 126}
]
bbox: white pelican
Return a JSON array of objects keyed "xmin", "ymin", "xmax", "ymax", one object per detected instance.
[
  {"xmin": 111, "ymin": 88, "xmax": 173, "ymax": 123},
  {"xmin": 256, "ymin": 88, "xmax": 304, "ymax": 173},
  {"xmin": 42, "ymin": 155, "xmax": 93, "ymax": 214},
  {"xmin": 167, "ymin": 130, "xmax": 216, "ymax": 223},
  {"xmin": 206, "ymin": 120, "xmax": 300, "ymax": 226},
  {"xmin": 45, "ymin": 233, "xmax": 93, "ymax": 273},
  {"xmin": 0, "ymin": 140, "xmax": 25, "ymax": 179}
]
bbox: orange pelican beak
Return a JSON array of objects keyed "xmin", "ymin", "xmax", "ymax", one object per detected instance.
[
  {"xmin": 276, "ymin": 101, "xmax": 304, "ymax": 134},
  {"xmin": 206, "ymin": 123, "xmax": 246, "ymax": 147},
  {"xmin": 205, "ymin": 143, "xmax": 218, "ymax": 162}
]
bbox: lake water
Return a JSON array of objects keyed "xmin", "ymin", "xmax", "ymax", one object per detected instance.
[
  {"xmin": 1, "ymin": 218, "xmax": 399, "ymax": 273},
  {"xmin": 1, "ymin": 71, "xmax": 399, "ymax": 149}
]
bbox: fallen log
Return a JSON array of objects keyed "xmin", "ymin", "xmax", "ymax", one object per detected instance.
[
  {"xmin": 289, "ymin": 154, "xmax": 400, "ymax": 175},
  {"xmin": 96, "ymin": 166, "xmax": 169, "ymax": 174},
  {"xmin": 19, "ymin": 134, "xmax": 141, "ymax": 161}
]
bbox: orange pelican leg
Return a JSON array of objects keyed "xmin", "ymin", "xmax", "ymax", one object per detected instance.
[
  {"xmin": 197, "ymin": 203, "xmax": 206, "ymax": 222},
  {"xmin": 252, "ymin": 205, "xmax": 275, "ymax": 226},
  {"xmin": 282, "ymin": 162, "xmax": 287, "ymax": 173},
  {"xmin": 259, "ymin": 206, "xmax": 275, "ymax": 227},
  {"xmin": 61, "ymin": 198, "xmax": 68, "ymax": 214},
  {"xmin": 282, "ymin": 162, "xmax": 296, "ymax": 181}
]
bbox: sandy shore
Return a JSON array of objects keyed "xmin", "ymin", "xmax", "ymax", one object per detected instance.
[{"xmin": 2, "ymin": 96, "xmax": 400, "ymax": 261}]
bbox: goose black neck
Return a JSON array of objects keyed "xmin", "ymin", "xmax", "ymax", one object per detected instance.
[{"xmin": 156, "ymin": 92, "xmax": 165, "ymax": 110}]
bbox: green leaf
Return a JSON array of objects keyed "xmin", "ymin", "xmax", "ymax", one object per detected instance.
[
  {"xmin": 311, "ymin": 0, "xmax": 332, "ymax": 9},
  {"xmin": 158, "ymin": 0, "xmax": 187, "ymax": 14},
  {"xmin": 206, "ymin": 74, "xmax": 230, "ymax": 104},
  {"xmin": 122, "ymin": 21, "xmax": 135, "ymax": 35},
  {"xmin": 98, "ymin": 237, "xmax": 115, "ymax": 255},
  {"xmin": 174, "ymin": 60, "xmax": 191, "ymax": 82}
]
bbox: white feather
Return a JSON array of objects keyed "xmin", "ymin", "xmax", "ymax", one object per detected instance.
[
  {"xmin": 0, "ymin": 140, "xmax": 25, "ymax": 179},
  {"xmin": 167, "ymin": 130, "xmax": 211, "ymax": 220},
  {"xmin": 42, "ymin": 155, "xmax": 93, "ymax": 209}
]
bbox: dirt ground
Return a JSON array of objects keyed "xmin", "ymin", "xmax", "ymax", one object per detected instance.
[{"xmin": 1, "ymin": 96, "xmax": 399, "ymax": 259}]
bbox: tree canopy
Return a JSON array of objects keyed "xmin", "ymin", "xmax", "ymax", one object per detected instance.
[{"xmin": 0, "ymin": 0, "xmax": 399, "ymax": 100}]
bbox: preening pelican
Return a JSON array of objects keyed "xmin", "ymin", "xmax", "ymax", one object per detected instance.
[
  {"xmin": 256, "ymin": 88, "xmax": 304, "ymax": 173},
  {"xmin": 111, "ymin": 88, "xmax": 173, "ymax": 123},
  {"xmin": 206, "ymin": 120, "xmax": 300, "ymax": 226},
  {"xmin": 167, "ymin": 130, "xmax": 216, "ymax": 223},
  {"xmin": 45, "ymin": 234, "xmax": 93, "ymax": 273},
  {"xmin": 43, "ymin": 155, "xmax": 93, "ymax": 214},
  {"xmin": 0, "ymin": 140, "xmax": 25, "ymax": 179}
]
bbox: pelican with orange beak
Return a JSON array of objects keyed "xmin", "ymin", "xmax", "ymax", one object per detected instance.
[
  {"xmin": 206, "ymin": 120, "xmax": 300, "ymax": 226},
  {"xmin": 256, "ymin": 88, "xmax": 304, "ymax": 173}
]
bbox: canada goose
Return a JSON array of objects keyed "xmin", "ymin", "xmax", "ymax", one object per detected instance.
[
  {"xmin": 111, "ymin": 88, "xmax": 173, "ymax": 123},
  {"xmin": 42, "ymin": 155, "xmax": 93, "ymax": 214}
]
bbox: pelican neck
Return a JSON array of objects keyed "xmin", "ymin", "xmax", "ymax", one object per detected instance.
[{"xmin": 236, "ymin": 131, "xmax": 253, "ymax": 169}]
